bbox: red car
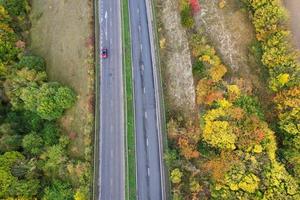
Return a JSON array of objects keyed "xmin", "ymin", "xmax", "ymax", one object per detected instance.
[{"xmin": 101, "ymin": 48, "xmax": 108, "ymax": 59}]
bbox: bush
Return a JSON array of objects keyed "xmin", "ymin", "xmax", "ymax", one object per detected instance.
[
  {"xmin": 0, "ymin": 22, "xmax": 20, "ymax": 63},
  {"xmin": 249, "ymin": 40, "xmax": 263, "ymax": 63},
  {"xmin": 246, "ymin": 0, "xmax": 300, "ymax": 183},
  {"xmin": 234, "ymin": 95, "xmax": 264, "ymax": 119},
  {"xmin": 0, "ymin": 0, "xmax": 30, "ymax": 17},
  {"xmin": 180, "ymin": 5, "xmax": 194, "ymax": 29},
  {"xmin": 192, "ymin": 60, "xmax": 205, "ymax": 77},
  {"xmin": 17, "ymin": 55, "xmax": 46, "ymax": 71},
  {"xmin": 42, "ymin": 180, "xmax": 73, "ymax": 200}
]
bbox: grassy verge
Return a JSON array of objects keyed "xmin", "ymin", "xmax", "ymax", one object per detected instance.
[
  {"xmin": 92, "ymin": 0, "xmax": 100, "ymax": 198},
  {"xmin": 121, "ymin": 0, "xmax": 137, "ymax": 199}
]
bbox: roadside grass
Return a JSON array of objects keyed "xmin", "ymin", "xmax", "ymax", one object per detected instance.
[
  {"xmin": 30, "ymin": 0, "xmax": 94, "ymax": 160},
  {"xmin": 121, "ymin": 0, "xmax": 137, "ymax": 199}
]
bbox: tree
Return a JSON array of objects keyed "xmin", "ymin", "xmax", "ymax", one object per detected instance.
[
  {"xmin": 0, "ymin": 22, "xmax": 20, "ymax": 63},
  {"xmin": 41, "ymin": 143, "xmax": 68, "ymax": 177},
  {"xmin": 0, "ymin": 151, "xmax": 39, "ymax": 199},
  {"xmin": 170, "ymin": 168, "xmax": 183, "ymax": 184},
  {"xmin": 274, "ymin": 86, "xmax": 300, "ymax": 136},
  {"xmin": 42, "ymin": 179, "xmax": 73, "ymax": 200},
  {"xmin": 74, "ymin": 189, "xmax": 88, "ymax": 200},
  {"xmin": 208, "ymin": 64, "xmax": 227, "ymax": 82},
  {"xmin": 203, "ymin": 107, "xmax": 237, "ymax": 150},
  {"xmin": 6, "ymin": 78, "xmax": 76, "ymax": 120},
  {"xmin": 234, "ymin": 95, "xmax": 264, "ymax": 119},
  {"xmin": 4, "ymin": 68, "xmax": 46, "ymax": 109},
  {"xmin": 0, "ymin": 123, "xmax": 21, "ymax": 152},
  {"xmin": 6, "ymin": 111, "xmax": 44, "ymax": 133},
  {"xmin": 22, "ymin": 133, "xmax": 43, "ymax": 155},
  {"xmin": 41, "ymin": 122, "xmax": 60, "ymax": 146},
  {"xmin": 0, "ymin": 134, "xmax": 21, "ymax": 152},
  {"xmin": 34, "ymin": 83, "xmax": 76, "ymax": 120}
]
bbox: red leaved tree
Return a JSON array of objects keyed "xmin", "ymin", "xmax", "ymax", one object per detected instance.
[{"xmin": 189, "ymin": 0, "xmax": 201, "ymax": 14}]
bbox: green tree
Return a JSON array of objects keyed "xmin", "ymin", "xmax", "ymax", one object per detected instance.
[
  {"xmin": 0, "ymin": 151, "xmax": 40, "ymax": 199},
  {"xmin": 22, "ymin": 132, "xmax": 43, "ymax": 155},
  {"xmin": 41, "ymin": 122, "xmax": 59, "ymax": 146},
  {"xmin": 0, "ymin": 134, "xmax": 21, "ymax": 152},
  {"xmin": 0, "ymin": 22, "xmax": 20, "ymax": 63},
  {"xmin": 33, "ymin": 83, "xmax": 76, "ymax": 120},
  {"xmin": 0, "ymin": 123, "xmax": 21, "ymax": 152},
  {"xmin": 42, "ymin": 179, "xmax": 73, "ymax": 200},
  {"xmin": 7, "ymin": 111, "xmax": 44, "ymax": 133},
  {"xmin": 41, "ymin": 144, "xmax": 67, "ymax": 177}
]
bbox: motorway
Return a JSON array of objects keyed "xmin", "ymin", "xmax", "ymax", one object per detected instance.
[
  {"xmin": 98, "ymin": 0, "xmax": 125, "ymax": 199},
  {"xmin": 97, "ymin": 0, "xmax": 165, "ymax": 199},
  {"xmin": 128, "ymin": 0, "xmax": 165, "ymax": 199}
]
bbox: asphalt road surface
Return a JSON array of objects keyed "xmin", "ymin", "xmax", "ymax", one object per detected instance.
[
  {"xmin": 284, "ymin": 0, "xmax": 300, "ymax": 49},
  {"xmin": 128, "ymin": 0, "xmax": 165, "ymax": 199},
  {"xmin": 98, "ymin": 0, "xmax": 125, "ymax": 199}
]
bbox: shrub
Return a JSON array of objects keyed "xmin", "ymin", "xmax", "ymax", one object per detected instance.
[
  {"xmin": 170, "ymin": 168, "xmax": 183, "ymax": 184},
  {"xmin": 208, "ymin": 64, "xmax": 227, "ymax": 82},
  {"xmin": 42, "ymin": 180, "xmax": 73, "ymax": 200},
  {"xmin": 180, "ymin": 5, "xmax": 194, "ymax": 29},
  {"xmin": 17, "ymin": 55, "xmax": 46, "ymax": 71},
  {"xmin": 0, "ymin": 22, "xmax": 20, "ymax": 63},
  {"xmin": 234, "ymin": 95, "xmax": 264, "ymax": 119},
  {"xmin": 192, "ymin": 59, "xmax": 205, "ymax": 77},
  {"xmin": 0, "ymin": 0, "xmax": 30, "ymax": 17}
]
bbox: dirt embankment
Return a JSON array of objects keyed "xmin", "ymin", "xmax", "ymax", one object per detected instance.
[
  {"xmin": 196, "ymin": 0, "xmax": 272, "ymax": 114},
  {"xmin": 196, "ymin": 0, "xmax": 256, "ymax": 73},
  {"xmin": 30, "ymin": 0, "xmax": 94, "ymax": 158},
  {"xmin": 157, "ymin": 0, "xmax": 196, "ymax": 118},
  {"xmin": 283, "ymin": 0, "xmax": 300, "ymax": 49}
]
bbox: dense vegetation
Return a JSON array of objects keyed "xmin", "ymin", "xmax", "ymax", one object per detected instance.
[
  {"xmin": 0, "ymin": 1, "xmax": 90, "ymax": 199},
  {"xmin": 166, "ymin": 0, "xmax": 300, "ymax": 199},
  {"xmin": 244, "ymin": 0, "xmax": 300, "ymax": 187}
]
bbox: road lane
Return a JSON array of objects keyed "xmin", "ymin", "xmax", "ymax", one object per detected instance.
[
  {"xmin": 128, "ymin": 0, "xmax": 165, "ymax": 199},
  {"xmin": 98, "ymin": 0, "xmax": 125, "ymax": 199}
]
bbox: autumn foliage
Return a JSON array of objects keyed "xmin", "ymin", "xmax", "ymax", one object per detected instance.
[
  {"xmin": 189, "ymin": 0, "xmax": 201, "ymax": 14},
  {"xmin": 246, "ymin": 0, "xmax": 300, "ymax": 183},
  {"xmin": 167, "ymin": 2, "xmax": 299, "ymax": 198}
]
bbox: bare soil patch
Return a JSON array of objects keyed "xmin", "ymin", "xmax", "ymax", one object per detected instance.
[
  {"xmin": 156, "ymin": 0, "xmax": 196, "ymax": 118},
  {"xmin": 29, "ymin": 0, "xmax": 94, "ymax": 158},
  {"xmin": 196, "ymin": 0, "xmax": 273, "ymax": 117}
]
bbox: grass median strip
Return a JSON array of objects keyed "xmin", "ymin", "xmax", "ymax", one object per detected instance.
[{"xmin": 121, "ymin": 0, "xmax": 137, "ymax": 199}]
